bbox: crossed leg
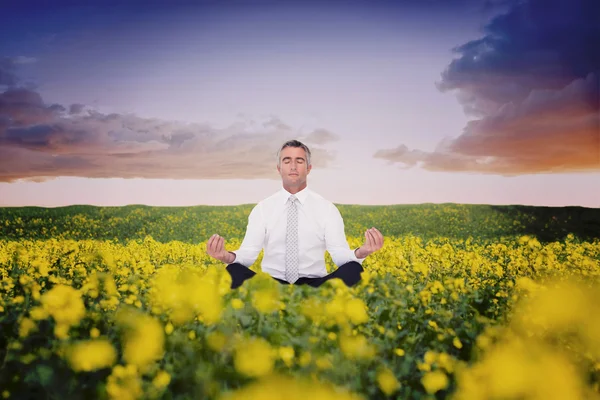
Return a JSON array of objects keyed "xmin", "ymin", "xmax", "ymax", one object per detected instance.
[{"xmin": 226, "ymin": 262, "xmax": 364, "ymax": 289}]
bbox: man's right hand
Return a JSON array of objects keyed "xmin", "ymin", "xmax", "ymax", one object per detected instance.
[{"xmin": 207, "ymin": 234, "xmax": 235, "ymax": 264}]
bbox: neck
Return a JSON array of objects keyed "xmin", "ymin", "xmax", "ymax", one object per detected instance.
[{"xmin": 283, "ymin": 182, "xmax": 307, "ymax": 194}]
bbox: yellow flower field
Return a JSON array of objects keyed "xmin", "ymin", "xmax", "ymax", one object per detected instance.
[{"xmin": 1, "ymin": 228, "xmax": 599, "ymax": 398}]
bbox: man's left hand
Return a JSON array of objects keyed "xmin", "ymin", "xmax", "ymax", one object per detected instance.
[{"xmin": 356, "ymin": 227, "xmax": 384, "ymax": 259}]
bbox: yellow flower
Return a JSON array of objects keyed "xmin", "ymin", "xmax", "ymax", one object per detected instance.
[
  {"xmin": 315, "ymin": 355, "xmax": 333, "ymax": 370},
  {"xmin": 65, "ymin": 339, "xmax": 117, "ymax": 372},
  {"xmin": 116, "ymin": 308, "xmax": 164, "ymax": 371},
  {"xmin": 148, "ymin": 265, "xmax": 223, "ymax": 326},
  {"xmin": 40, "ymin": 284, "xmax": 86, "ymax": 337},
  {"xmin": 298, "ymin": 352, "xmax": 312, "ymax": 367},
  {"xmin": 106, "ymin": 364, "xmax": 142, "ymax": 400},
  {"xmin": 454, "ymin": 338, "xmax": 586, "ymax": 400},
  {"xmin": 231, "ymin": 298, "xmax": 244, "ymax": 310},
  {"xmin": 165, "ymin": 322, "xmax": 174, "ymax": 335},
  {"xmin": 394, "ymin": 348, "xmax": 405, "ymax": 357},
  {"xmin": 29, "ymin": 306, "xmax": 48, "ymax": 320},
  {"xmin": 278, "ymin": 346, "xmax": 295, "ymax": 367},
  {"xmin": 218, "ymin": 374, "xmax": 363, "ymax": 400},
  {"xmin": 90, "ymin": 328, "xmax": 100, "ymax": 338},
  {"xmin": 437, "ymin": 353, "xmax": 455, "ymax": 373},
  {"xmin": 152, "ymin": 370, "xmax": 171, "ymax": 389},
  {"xmin": 234, "ymin": 337, "xmax": 275, "ymax": 378},
  {"xmin": 377, "ymin": 367, "xmax": 401, "ymax": 395},
  {"xmin": 339, "ymin": 334, "xmax": 376, "ymax": 360},
  {"xmin": 345, "ymin": 298, "xmax": 369, "ymax": 325},
  {"xmin": 207, "ymin": 331, "xmax": 228, "ymax": 352},
  {"xmin": 324, "ymin": 296, "xmax": 347, "ymax": 325},
  {"xmin": 424, "ymin": 351, "xmax": 437, "ymax": 364},
  {"xmin": 19, "ymin": 318, "xmax": 36, "ymax": 338},
  {"xmin": 251, "ymin": 288, "xmax": 282, "ymax": 314},
  {"xmin": 453, "ymin": 337, "xmax": 463, "ymax": 349},
  {"xmin": 421, "ymin": 370, "xmax": 449, "ymax": 394}
]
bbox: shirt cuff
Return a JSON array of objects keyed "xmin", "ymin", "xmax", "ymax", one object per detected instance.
[
  {"xmin": 229, "ymin": 251, "xmax": 239, "ymax": 265},
  {"xmin": 351, "ymin": 248, "xmax": 367, "ymax": 264}
]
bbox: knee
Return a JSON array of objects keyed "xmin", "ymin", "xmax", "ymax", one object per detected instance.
[
  {"xmin": 226, "ymin": 262, "xmax": 246, "ymax": 273},
  {"xmin": 342, "ymin": 261, "xmax": 364, "ymax": 286},
  {"xmin": 345, "ymin": 261, "xmax": 364, "ymax": 275},
  {"xmin": 226, "ymin": 263, "xmax": 256, "ymax": 289}
]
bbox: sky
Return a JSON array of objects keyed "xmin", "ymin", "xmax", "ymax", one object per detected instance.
[{"xmin": 0, "ymin": 0, "xmax": 598, "ymax": 208}]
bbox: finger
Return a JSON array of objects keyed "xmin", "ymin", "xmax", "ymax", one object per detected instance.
[
  {"xmin": 218, "ymin": 236, "xmax": 225, "ymax": 252},
  {"xmin": 365, "ymin": 229, "xmax": 372, "ymax": 247},
  {"xmin": 210, "ymin": 234, "xmax": 220, "ymax": 254},
  {"xmin": 207, "ymin": 234, "xmax": 216, "ymax": 253},
  {"xmin": 372, "ymin": 228, "xmax": 384, "ymax": 248},
  {"xmin": 367, "ymin": 229, "xmax": 377, "ymax": 249}
]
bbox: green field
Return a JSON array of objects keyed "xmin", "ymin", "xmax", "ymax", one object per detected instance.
[
  {"xmin": 0, "ymin": 203, "xmax": 599, "ymax": 399},
  {"xmin": 1, "ymin": 203, "xmax": 599, "ymax": 243}
]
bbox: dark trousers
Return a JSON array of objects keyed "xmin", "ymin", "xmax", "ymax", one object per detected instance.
[{"xmin": 226, "ymin": 262, "xmax": 364, "ymax": 289}]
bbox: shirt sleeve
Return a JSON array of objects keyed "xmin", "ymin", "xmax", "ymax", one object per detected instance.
[
  {"xmin": 230, "ymin": 204, "xmax": 266, "ymax": 267},
  {"xmin": 324, "ymin": 203, "xmax": 366, "ymax": 267}
]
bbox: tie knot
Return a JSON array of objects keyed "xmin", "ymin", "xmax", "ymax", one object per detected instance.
[{"xmin": 288, "ymin": 195, "xmax": 297, "ymax": 204}]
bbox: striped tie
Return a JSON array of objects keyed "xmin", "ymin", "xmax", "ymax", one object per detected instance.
[{"xmin": 285, "ymin": 195, "xmax": 299, "ymax": 283}]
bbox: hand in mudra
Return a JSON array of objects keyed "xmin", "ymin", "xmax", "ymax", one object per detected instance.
[
  {"xmin": 207, "ymin": 234, "xmax": 231, "ymax": 263},
  {"xmin": 358, "ymin": 227, "xmax": 384, "ymax": 258}
]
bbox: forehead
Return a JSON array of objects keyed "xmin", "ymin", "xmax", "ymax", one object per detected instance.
[{"xmin": 279, "ymin": 146, "xmax": 307, "ymax": 159}]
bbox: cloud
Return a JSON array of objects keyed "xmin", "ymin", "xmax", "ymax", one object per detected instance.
[
  {"xmin": 301, "ymin": 128, "xmax": 340, "ymax": 145},
  {"xmin": 69, "ymin": 103, "xmax": 85, "ymax": 114},
  {"xmin": 11, "ymin": 56, "xmax": 37, "ymax": 65},
  {"xmin": 0, "ymin": 58, "xmax": 21, "ymax": 87},
  {"xmin": 0, "ymin": 56, "xmax": 37, "ymax": 88},
  {"xmin": 376, "ymin": 0, "xmax": 600, "ymax": 175},
  {"xmin": 0, "ymin": 89, "xmax": 337, "ymax": 182}
]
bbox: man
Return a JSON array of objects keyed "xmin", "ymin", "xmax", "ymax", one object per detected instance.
[{"xmin": 206, "ymin": 139, "xmax": 384, "ymax": 289}]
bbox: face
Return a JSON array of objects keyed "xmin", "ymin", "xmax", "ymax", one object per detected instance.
[{"xmin": 277, "ymin": 146, "xmax": 312, "ymax": 191}]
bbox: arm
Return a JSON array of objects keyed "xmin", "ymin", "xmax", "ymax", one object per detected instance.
[
  {"xmin": 207, "ymin": 205, "xmax": 266, "ymax": 266},
  {"xmin": 229, "ymin": 205, "xmax": 266, "ymax": 267},
  {"xmin": 324, "ymin": 204, "xmax": 366, "ymax": 267}
]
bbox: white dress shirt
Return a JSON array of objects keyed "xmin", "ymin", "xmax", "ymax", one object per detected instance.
[{"xmin": 231, "ymin": 187, "xmax": 365, "ymax": 280}]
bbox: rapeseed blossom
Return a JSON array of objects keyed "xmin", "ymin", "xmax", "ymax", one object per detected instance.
[
  {"xmin": 40, "ymin": 284, "xmax": 86, "ymax": 339},
  {"xmin": 377, "ymin": 366, "xmax": 401, "ymax": 395},
  {"xmin": 421, "ymin": 370, "xmax": 449, "ymax": 394},
  {"xmin": 344, "ymin": 298, "xmax": 369, "ymax": 325},
  {"xmin": 339, "ymin": 334, "xmax": 376, "ymax": 360},
  {"xmin": 234, "ymin": 337, "xmax": 275, "ymax": 378},
  {"xmin": 218, "ymin": 375, "xmax": 364, "ymax": 400},
  {"xmin": 278, "ymin": 346, "xmax": 295, "ymax": 367},
  {"xmin": 65, "ymin": 339, "xmax": 117, "ymax": 372},
  {"xmin": 1, "ymin": 224, "xmax": 598, "ymax": 400},
  {"xmin": 115, "ymin": 308, "xmax": 164, "ymax": 371},
  {"xmin": 106, "ymin": 364, "xmax": 142, "ymax": 400}
]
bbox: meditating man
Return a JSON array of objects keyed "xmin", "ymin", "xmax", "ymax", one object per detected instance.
[{"xmin": 206, "ymin": 139, "xmax": 384, "ymax": 289}]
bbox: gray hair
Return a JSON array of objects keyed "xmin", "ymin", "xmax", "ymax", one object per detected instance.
[{"xmin": 276, "ymin": 140, "xmax": 312, "ymax": 167}]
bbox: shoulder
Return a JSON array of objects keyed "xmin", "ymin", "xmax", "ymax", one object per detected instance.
[
  {"xmin": 306, "ymin": 189, "xmax": 339, "ymax": 214},
  {"xmin": 307, "ymin": 190, "xmax": 328, "ymax": 204},
  {"xmin": 254, "ymin": 190, "xmax": 284, "ymax": 210}
]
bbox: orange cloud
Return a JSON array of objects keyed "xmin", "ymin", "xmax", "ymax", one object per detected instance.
[
  {"xmin": 0, "ymin": 89, "xmax": 336, "ymax": 182},
  {"xmin": 375, "ymin": 73, "xmax": 600, "ymax": 176}
]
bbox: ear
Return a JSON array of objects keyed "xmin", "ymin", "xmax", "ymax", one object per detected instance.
[
  {"xmin": 277, "ymin": 164, "xmax": 281, "ymax": 174},
  {"xmin": 307, "ymin": 164, "xmax": 312, "ymax": 174}
]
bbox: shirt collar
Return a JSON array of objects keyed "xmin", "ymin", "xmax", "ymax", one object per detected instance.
[{"xmin": 280, "ymin": 187, "xmax": 310, "ymax": 205}]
